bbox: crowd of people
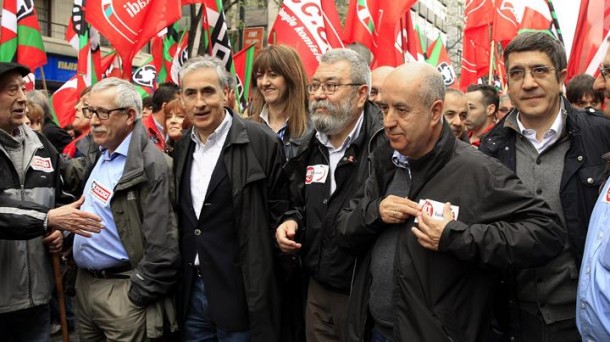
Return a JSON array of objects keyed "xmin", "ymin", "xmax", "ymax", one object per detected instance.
[{"xmin": 1, "ymin": 31, "xmax": 610, "ymax": 342}]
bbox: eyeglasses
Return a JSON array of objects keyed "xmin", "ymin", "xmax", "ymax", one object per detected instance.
[
  {"xmin": 498, "ymin": 107, "xmax": 512, "ymax": 114},
  {"xmin": 83, "ymin": 107, "xmax": 128, "ymax": 120},
  {"xmin": 307, "ymin": 82, "xmax": 363, "ymax": 95},
  {"xmin": 507, "ymin": 66, "xmax": 555, "ymax": 82},
  {"xmin": 599, "ymin": 65, "xmax": 610, "ymax": 81}
]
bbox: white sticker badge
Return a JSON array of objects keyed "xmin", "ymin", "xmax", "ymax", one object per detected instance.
[
  {"xmin": 604, "ymin": 184, "xmax": 610, "ymax": 204},
  {"xmin": 305, "ymin": 164, "xmax": 329, "ymax": 185},
  {"xmin": 90, "ymin": 180, "xmax": 112, "ymax": 206},
  {"xmin": 414, "ymin": 199, "xmax": 460, "ymax": 223},
  {"xmin": 30, "ymin": 156, "xmax": 54, "ymax": 173}
]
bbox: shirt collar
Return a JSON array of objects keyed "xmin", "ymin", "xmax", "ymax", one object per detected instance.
[
  {"xmin": 392, "ymin": 150, "xmax": 410, "ymax": 169},
  {"xmin": 316, "ymin": 111, "xmax": 364, "ymax": 150},
  {"xmin": 101, "ymin": 131, "xmax": 133, "ymax": 160},
  {"xmin": 516, "ymin": 102, "xmax": 564, "ymax": 138},
  {"xmin": 260, "ymin": 104, "xmax": 289, "ymax": 139},
  {"xmin": 190, "ymin": 109, "xmax": 232, "ymax": 146}
]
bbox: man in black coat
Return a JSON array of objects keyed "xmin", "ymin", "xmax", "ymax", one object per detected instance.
[
  {"xmin": 275, "ymin": 48, "xmax": 385, "ymax": 342},
  {"xmin": 336, "ymin": 62, "xmax": 564, "ymax": 342},
  {"xmin": 173, "ymin": 55, "xmax": 289, "ymax": 342}
]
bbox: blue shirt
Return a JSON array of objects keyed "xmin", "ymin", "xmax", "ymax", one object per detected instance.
[
  {"xmin": 73, "ymin": 133, "xmax": 133, "ymax": 270},
  {"xmin": 577, "ymin": 178, "xmax": 610, "ymax": 341}
]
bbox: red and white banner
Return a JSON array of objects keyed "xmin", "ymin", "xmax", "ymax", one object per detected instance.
[{"xmin": 269, "ymin": 0, "xmax": 344, "ymax": 78}]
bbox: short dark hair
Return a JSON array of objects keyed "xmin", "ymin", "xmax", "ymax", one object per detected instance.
[
  {"xmin": 566, "ymin": 73, "xmax": 604, "ymax": 105},
  {"xmin": 504, "ymin": 32, "xmax": 566, "ymax": 82},
  {"xmin": 152, "ymin": 82, "xmax": 179, "ymax": 112},
  {"xmin": 142, "ymin": 96, "xmax": 153, "ymax": 109},
  {"xmin": 466, "ymin": 84, "xmax": 499, "ymax": 114}
]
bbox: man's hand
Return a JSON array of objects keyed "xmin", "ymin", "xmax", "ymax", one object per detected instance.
[
  {"xmin": 412, "ymin": 202, "xmax": 453, "ymax": 251},
  {"xmin": 379, "ymin": 195, "xmax": 422, "ymax": 224},
  {"xmin": 275, "ymin": 220, "xmax": 302, "ymax": 253},
  {"xmin": 47, "ymin": 196, "xmax": 103, "ymax": 238},
  {"xmin": 43, "ymin": 230, "xmax": 63, "ymax": 254}
]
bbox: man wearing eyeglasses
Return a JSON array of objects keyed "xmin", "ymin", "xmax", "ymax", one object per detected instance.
[
  {"xmin": 497, "ymin": 92, "xmax": 513, "ymax": 121},
  {"xmin": 276, "ymin": 48, "xmax": 385, "ymax": 342},
  {"xmin": 576, "ymin": 37, "xmax": 610, "ymax": 341},
  {"xmin": 480, "ymin": 32, "xmax": 610, "ymax": 342},
  {"xmin": 66, "ymin": 77, "xmax": 179, "ymax": 341}
]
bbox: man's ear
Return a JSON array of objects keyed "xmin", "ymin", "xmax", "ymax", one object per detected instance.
[
  {"xmin": 357, "ymin": 85, "xmax": 369, "ymax": 108},
  {"xmin": 430, "ymin": 99, "xmax": 444, "ymax": 124},
  {"xmin": 487, "ymin": 104, "xmax": 497, "ymax": 118},
  {"xmin": 126, "ymin": 108, "xmax": 138, "ymax": 125}
]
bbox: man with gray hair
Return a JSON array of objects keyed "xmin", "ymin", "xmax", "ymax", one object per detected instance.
[
  {"xmin": 67, "ymin": 77, "xmax": 179, "ymax": 340},
  {"xmin": 275, "ymin": 48, "xmax": 384, "ymax": 341},
  {"xmin": 173, "ymin": 56, "xmax": 289, "ymax": 341},
  {"xmin": 336, "ymin": 62, "xmax": 564, "ymax": 341}
]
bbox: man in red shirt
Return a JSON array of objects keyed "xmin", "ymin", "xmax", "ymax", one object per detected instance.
[
  {"xmin": 143, "ymin": 82, "xmax": 179, "ymax": 151},
  {"xmin": 465, "ymin": 84, "xmax": 498, "ymax": 147}
]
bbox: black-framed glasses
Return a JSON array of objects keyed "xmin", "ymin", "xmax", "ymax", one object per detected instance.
[
  {"xmin": 508, "ymin": 66, "xmax": 555, "ymax": 82},
  {"xmin": 599, "ymin": 65, "xmax": 610, "ymax": 81},
  {"xmin": 307, "ymin": 82, "xmax": 363, "ymax": 95},
  {"xmin": 83, "ymin": 107, "xmax": 128, "ymax": 120}
]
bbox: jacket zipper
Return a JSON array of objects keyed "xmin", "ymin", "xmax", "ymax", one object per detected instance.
[
  {"xmin": 21, "ymin": 184, "xmax": 35, "ymax": 307},
  {"xmin": 23, "ymin": 146, "xmax": 41, "ymax": 308}
]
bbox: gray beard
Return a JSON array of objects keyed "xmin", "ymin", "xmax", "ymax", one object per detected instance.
[{"xmin": 310, "ymin": 91, "xmax": 357, "ymax": 135}]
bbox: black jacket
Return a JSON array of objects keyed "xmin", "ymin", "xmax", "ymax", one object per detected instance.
[
  {"xmin": 43, "ymin": 121, "xmax": 72, "ymax": 153},
  {"xmin": 173, "ymin": 111, "xmax": 290, "ymax": 342},
  {"xmin": 283, "ymin": 101, "xmax": 385, "ymax": 290},
  {"xmin": 479, "ymin": 98, "xmax": 610, "ymax": 266},
  {"xmin": 336, "ymin": 123, "xmax": 565, "ymax": 342}
]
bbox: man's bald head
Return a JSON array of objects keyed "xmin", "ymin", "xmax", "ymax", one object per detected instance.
[
  {"xmin": 382, "ymin": 63, "xmax": 445, "ymax": 159},
  {"xmin": 370, "ymin": 66, "xmax": 395, "ymax": 102}
]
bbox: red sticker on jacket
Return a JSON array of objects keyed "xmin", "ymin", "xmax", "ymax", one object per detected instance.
[
  {"xmin": 30, "ymin": 156, "xmax": 53, "ymax": 173},
  {"xmin": 91, "ymin": 180, "xmax": 112, "ymax": 205}
]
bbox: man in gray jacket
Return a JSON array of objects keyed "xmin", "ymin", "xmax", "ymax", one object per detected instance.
[
  {"xmin": 0, "ymin": 62, "xmax": 102, "ymax": 341},
  {"xmin": 67, "ymin": 77, "xmax": 180, "ymax": 341}
]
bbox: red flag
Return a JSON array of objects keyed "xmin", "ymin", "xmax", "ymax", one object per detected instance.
[
  {"xmin": 492, "ymin": 0, "xmax": 519, "ymax": 47},
  {"xmin": 460, "ymin": 25, "xmax": 490, "ymax": 90},
  {"xmin": 567, "ymin": 0, "xmax": 610, "ymax": 81},
  {"xmin": 85, "ymin": 0, "xmax": 181, "ymax": 79},
  {"xmin": 465, "ymin": 0, "xmax": 495, "ymax": 30},
  {"xmin": 372, "ymin": 0, "xmax": 418, "ymax": 67},
  {"xmin": 343, "ymin": 0, "xmax": 379, "ymax": 51},
  {"xmin": 269, "ymin": 0, "xmax": 344, "ymax": 78},
  {"xmin": 519, "ymin": 1, "xmax": 552, "ymax": 31},
  {"xmin": 320, "ymin": 0, "xmax": 344, "ymax": 48},
  {"xmin": 0, "ymin": 0, "xmax": 47, "ymax": 70}
]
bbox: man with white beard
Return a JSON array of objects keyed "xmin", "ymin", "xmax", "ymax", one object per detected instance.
[{"xmin": 275, "ymin": 48, "xmax": 385, "ymax": 342}]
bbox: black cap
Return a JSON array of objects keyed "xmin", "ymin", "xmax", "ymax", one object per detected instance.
[{"xmin": 0, "ymin": 62, "xmax": 30, "ymax": 79}]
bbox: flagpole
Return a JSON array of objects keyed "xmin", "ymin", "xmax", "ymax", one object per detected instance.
[
  {"xmin": 488, "ymin": 39, "xmax": 495, "ymax": 86},
  {"xmin": 488, "ymin": 0, "xmax": 495, "ymax": 86},
  {"xmin": 546, "ymin": 0, "xmax": 564, "ymax": 45},
  {"xmin": 39, "ymin": 67, "xmax": 49, "ymax": 94},
  {"xmin": 400, "ymin": 15, "xmax": 407, "ymax": 63}
]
